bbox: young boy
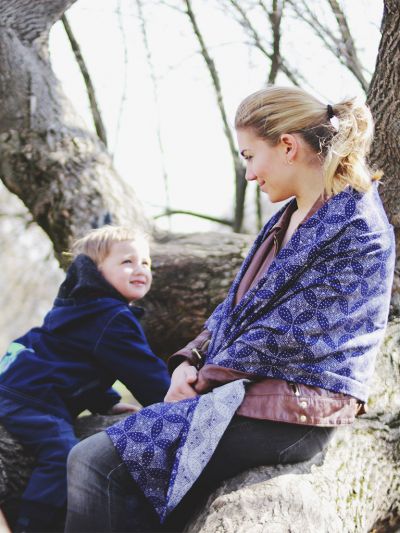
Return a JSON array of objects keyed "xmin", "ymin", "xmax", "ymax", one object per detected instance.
[{"xmin": 0, "ymin": 226, "xmax": 170, "ymax": 532}]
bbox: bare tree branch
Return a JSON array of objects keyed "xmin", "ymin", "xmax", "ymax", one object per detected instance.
[
  {"xmin": 224, "ymin": 0, "xmax": 304, "ymax": 87},
  {"xmin": 136, "ymin": 0, "xmax": 171, "ymax": 226},
  {"xmin": 267, "ymin": 0, "xmax": 285, "ymax": 84},
  {"xmin": 183, "ymin": 0, "xmax": 246, "ymax": 233},
  {"xmin": 154, "ymin": 208, "xmax": 232, "ymax": 227},
  {"xmin": 113, "ymin": 0, "xmax": 129, "ymax": 156},
  {"xmin": 61, "ymin": 14, "xmax": 108, "ymax": 146},
  {"xmin": 286, "ymin": 0, "xmax": 368, "ymax": 93},
  {"xmin": 327, "ymin": 0, "xmax": 369, "ymax": 92}
]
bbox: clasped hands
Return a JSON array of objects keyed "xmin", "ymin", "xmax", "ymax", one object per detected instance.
[{"xmin": 164, "ymin": 360, "xmax": 198, "ymax": 402}]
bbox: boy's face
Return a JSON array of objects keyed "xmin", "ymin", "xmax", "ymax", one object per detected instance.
[{"xmin": 98, "ymin": 239, "xmax": 152, "ymax": 302}]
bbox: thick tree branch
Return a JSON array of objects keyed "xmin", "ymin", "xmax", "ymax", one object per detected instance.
[
  {"xmin": 0, "ymin": 0, "xmax": 76, "ymax": 48},
  {"xmin": 0, "ymin": 3, "xmax": 149, "ymax": 258},
  {"xmin": 267, "ymin": 0, "xmax": 284, "ymax": 84}
]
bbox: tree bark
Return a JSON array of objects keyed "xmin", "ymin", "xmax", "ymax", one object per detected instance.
[
  {"xmin": 0, "ymin": 0, "xmax": 399, "ymax": 531},
  {"xmin": 367, "ymin": 0, "xmax": 400, "ymax": 314},
  {"xmin": 0, "ymin": 0, "xmax": 149, "ymax": 260}
]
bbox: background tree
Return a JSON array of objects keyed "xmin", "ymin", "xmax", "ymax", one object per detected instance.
[{"xmin": 0, "ymin": 0, "xmax": 399, "ymax": 531}]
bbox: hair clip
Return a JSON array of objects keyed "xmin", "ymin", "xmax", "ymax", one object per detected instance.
[{"xmin": 327, "ymin": 104, "xmax": 339, "ymax": 131}]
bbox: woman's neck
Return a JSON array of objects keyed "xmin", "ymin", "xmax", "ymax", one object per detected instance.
[{"xmin": 294, "ymin": 166, "xmax": 325, "ymax": 219}]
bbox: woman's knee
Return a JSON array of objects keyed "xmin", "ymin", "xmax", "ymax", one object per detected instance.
[{"xmin": 67, "ymin": 431, "xmax": 116, "ymax": 481}]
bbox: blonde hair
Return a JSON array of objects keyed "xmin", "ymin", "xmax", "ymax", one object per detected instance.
[
  {"xmin": 70, "ymin": 226, "xmax": 149, "ymax": 265},
  {"xmin": 235, "ymin": 86, "xmax": 380, "ymax": 196}
]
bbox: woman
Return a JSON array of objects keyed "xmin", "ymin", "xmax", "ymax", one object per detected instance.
[{"xmin": 65, "ymin": 86, "xmax": 395, "ymax": 532}]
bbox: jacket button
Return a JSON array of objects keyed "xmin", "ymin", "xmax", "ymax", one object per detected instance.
[
  {"xmin": 300, "ymin": 415, "xmax": 307, "ymax": 423},
  {"xmin": 300, "ymin": 401, "xmax": 308, "ymax": 408}
]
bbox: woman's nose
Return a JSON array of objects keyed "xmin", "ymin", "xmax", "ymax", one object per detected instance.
[{"xmin": 245, "ymin": 167, "xmax": 257, "ymax": 181}]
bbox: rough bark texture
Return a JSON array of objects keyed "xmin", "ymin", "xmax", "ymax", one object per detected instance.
[
  {"xmin": 367, "ymin": 0, "xmax": 400, "ymax": 314},
  {"xmin": 0, "ymin": 0, "xmax": 149, "ymax": 260},
  {"xmin": 0, "ymin": 0, "xmax": 399, "ymax": 531}
]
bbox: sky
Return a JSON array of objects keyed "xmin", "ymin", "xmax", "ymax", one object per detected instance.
[{"xmin": 49, "ymin": 0, "xmax": 384, "ymax": 233}]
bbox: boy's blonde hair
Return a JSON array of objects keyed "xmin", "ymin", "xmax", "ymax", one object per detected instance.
[
  {"xmin": 235, "ymin": 86, "xmax": 381, "ymax": 196},
  {"xmin": 71, "ymin": 226, "xmax": 150, "ymax": 265}
]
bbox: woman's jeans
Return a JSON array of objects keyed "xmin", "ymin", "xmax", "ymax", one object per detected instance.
[{"xmin": 65, "ymin": 415, "xmax": 335, "ymax": 532}]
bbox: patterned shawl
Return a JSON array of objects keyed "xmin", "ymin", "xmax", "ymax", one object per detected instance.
[{"xmin": 107, "ymin": 184, "xmax": 394, "ymax": 522}]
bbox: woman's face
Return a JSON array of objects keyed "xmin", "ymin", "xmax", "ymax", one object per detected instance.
[{"xmin": 237, "ymin": 128, "xmax": 298, "ymax": 203}]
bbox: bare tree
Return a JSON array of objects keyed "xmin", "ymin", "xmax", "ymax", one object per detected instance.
[
  {"xmin": 0, "ymin": 1, "xmax": 399, "ymax": 531},
  {"xmin": 367, "ymin": 0, "xmax": 400, "ymax": 315},
  {"xmin": 286, "ymin": 0, "xmax": 369, "ymax": 92},
  {"xmin": 183, "ymin": 0, "xmax": 247, "ymax": 233}
]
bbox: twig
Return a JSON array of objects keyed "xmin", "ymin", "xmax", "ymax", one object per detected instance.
[
  {"xmin": 154, "ymin": 209, "xmax": 233, "ymax": 227},
  {"xmin": 183, "ymin": 0, "xmax": 246, "ymax": 232},
  {"xmin": 136, "ymin": 0, "xmax": 172, "ymax": 227},
  {"xmin": 61, "ymin": 15, "xmax": 108, "ymax": 146}
]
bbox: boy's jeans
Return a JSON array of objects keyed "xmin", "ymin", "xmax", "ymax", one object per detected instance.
[
  {"xmin": 66, "ymin": 416, "xmax": 335, "ymax": 532},
  {"xmin": 0, "ymin": 395, "xmax": 78, "ymax": 532}
]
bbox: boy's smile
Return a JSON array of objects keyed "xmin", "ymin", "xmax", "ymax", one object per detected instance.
[{"xmin": 98, "ymin": 239, "xmax": 152, "ymax": 302}]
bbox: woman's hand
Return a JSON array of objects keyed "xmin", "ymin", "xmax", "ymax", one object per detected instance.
[
  {"xmin": 164, "ymin": 361, "xmax": 198, "ymax": 402},
  {"xmin": 108, "ymin": 402, "xmax": 140, "ymax": 414}
]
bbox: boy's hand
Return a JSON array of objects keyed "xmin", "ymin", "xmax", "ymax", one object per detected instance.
[
  {"xmin": 164, "ymin": 361, "xmax": 198, "ymax": 402},
  {"xmin": 108, "ymin": 402, "xmax": 140, "ymax": 414}
]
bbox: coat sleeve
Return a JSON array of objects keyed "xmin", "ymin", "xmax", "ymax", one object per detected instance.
[
  {"xmin": 167, "ymin": 328, "xmax": 211, "ymax": 374},
  {"xmin": 85, "ymin": 387, "xmax": 121, "ymax": 414},
  {"xmin": 93, "ymin": 310, "xmax": 171, "ymax": 406}
]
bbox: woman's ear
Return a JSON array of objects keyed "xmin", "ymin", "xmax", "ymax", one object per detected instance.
[{"xmin": 280, "ymin": 133, "xmax": 298, "ymax": 162}]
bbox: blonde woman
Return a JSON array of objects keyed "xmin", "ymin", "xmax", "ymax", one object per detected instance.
[{"xmin": 66, "ymin": 87, "xmax": 395, "ymax": 532}]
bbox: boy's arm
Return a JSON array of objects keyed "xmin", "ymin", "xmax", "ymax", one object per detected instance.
[
  {"xmin": 94, "ymin": 310, "xmax": 171, "ymax": 406},
  {"xmin": 85, "ymin": 386, "xmax": 122, "ymax": 414}
]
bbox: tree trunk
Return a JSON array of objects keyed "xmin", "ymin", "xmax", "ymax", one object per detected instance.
[
  {"xmin": 0, "ymin": 0, "xmax": 149, "ymax": 261},
  {"xmin": 0, "ymin": 1, "xmax": 399, "ymax": 531},
  {"xmin": 367, "ymin": 0, "xmax": 400, "ymax": 315}
]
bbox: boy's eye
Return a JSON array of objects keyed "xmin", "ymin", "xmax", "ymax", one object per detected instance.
[
  {"xmin": 142, "ymin": 260, "xmax": 151, "ymax": 268},
  {"xmin": 122, "ymin": 259, "xmax": 132, "ymax": 264}
]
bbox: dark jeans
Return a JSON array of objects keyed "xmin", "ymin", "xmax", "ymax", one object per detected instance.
[
  {"xmin": 0, "ymin": 396, "xmax": 78, "ymax": 532},
  {"xmin": 65, "ymin": 415, "xmax": 335, "ymax": 532}
]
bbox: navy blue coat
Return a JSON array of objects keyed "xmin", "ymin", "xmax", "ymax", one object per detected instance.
[{"xmin": 0, "ymin": 255, "xmax": 171, "ymax": 422}]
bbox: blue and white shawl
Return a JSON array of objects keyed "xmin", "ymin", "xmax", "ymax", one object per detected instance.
[{"xmin": 107, "ymin": 184, "xmax": 394, "ymax": 522}]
